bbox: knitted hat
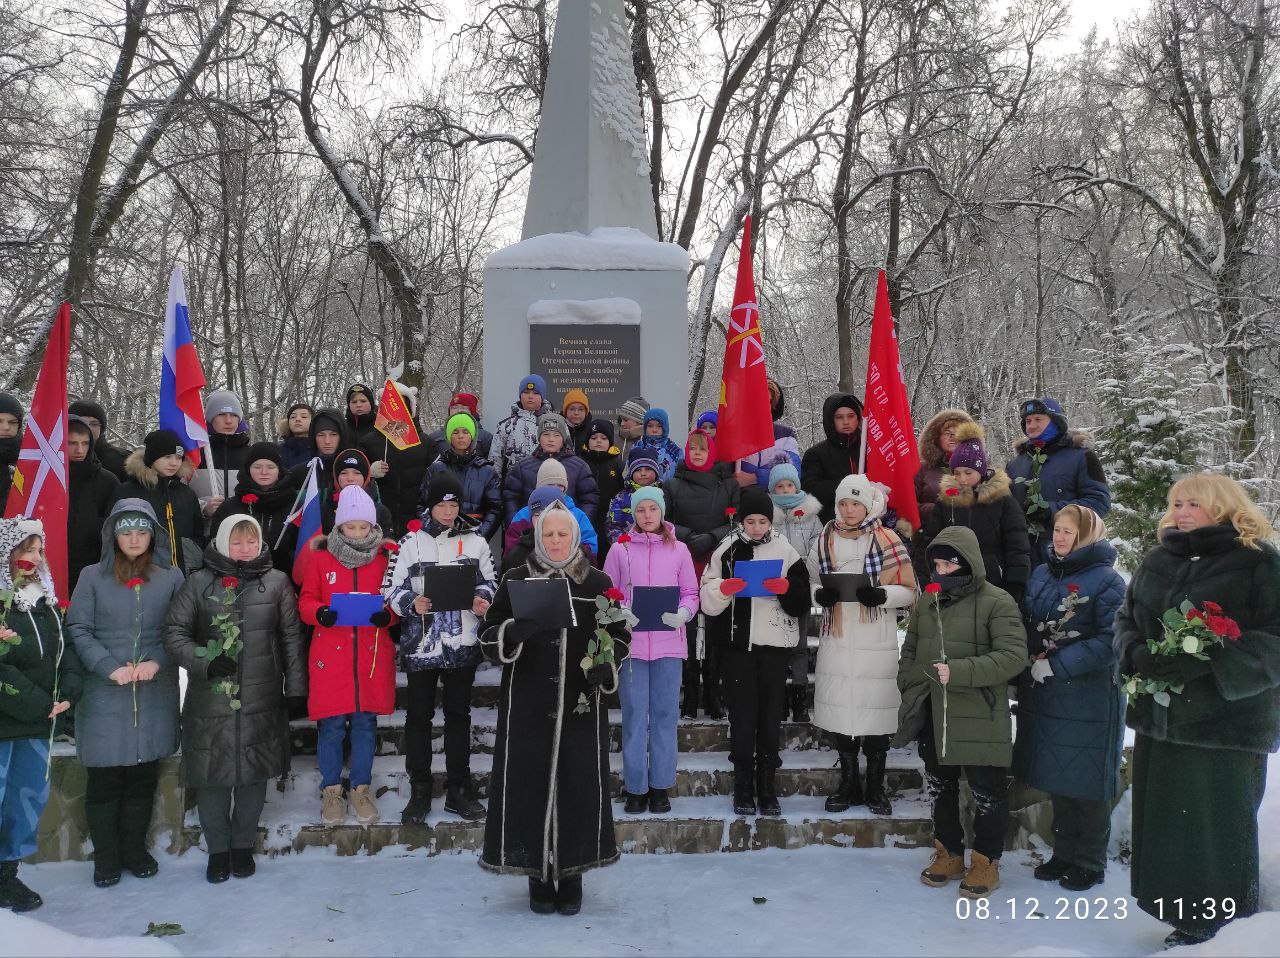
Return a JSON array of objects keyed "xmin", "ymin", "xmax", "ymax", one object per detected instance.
[
  {"xmin": 927, "ymin": 541, "xmax": 971, "ymax": 575},
  {"xmin": 423, "ymin": 471, "xmax": 464, "ymax": 512},
  {"xmin": 696, "ymin": 411, "xmax": 717, "ymax": 430},
  {"xmin": 528, "ymin": 486, "xmax": 567, "ymax": 515},
  {"xmin": 215, "ymin": 513, "xmax": 262, "ymax": 558},
  {"xmin": 446, "ymin": 412, "xmax": 477, "ymax": 441},
  {"xmin": 626, "ymin": 447, "xmax": 661, "ymax": 479},
  {"xmin": 143, "ymin": 429, "xmax": 185, "ymax": 468},
  {"xmin": 245, "ymin": 441, "xmax": 283, "ymax": 470},
  {"xmin": 69, "ymin": 399, "xmax": 106, "ymax": 428},
  {"xmin": 631, "ymin": 486, "xmax": 666, "ymax": 517},
  {"xmin": 562, "ymin": 388, "xmax": 590, "ymax": 413},
  {"xmin": 204, "ymin": 388, "xmax": 244, "ymax": 423},
  {"xmin": 449, "ymin": 392, "xmax": 479, "ymax": 418},
  {"xmin": 537, "ymin": 412, "xmax": 570, "ymax": 444},
  {"xmin": 286, "ymin": 401, "xmax": 313, "ymax": 419},
  {"xmin": 518, "ymin": 374, "xmax": 547, "ymax": 399},
  {"xmin": 333, "ymin": 448, "xmax": 370, "ymax": 480},
  {"xmin": 835, "ymin": 474, "xmax": 888, "ymax": 521},
  {"xmin": 0, "ymin": 394, "xmax": 23, "ymax": 428},
  {"xmin": 346, "ymin": 383, "xmax": 375, "ymax": 407},
  {"xmin": 738, "ymin": 487, "xmax": 774, "ymax": 523},
  {"xmin": 617, "ymin": 397, "xmax": 650, "ymax": 424},
  {"xmin": 67, "ymin": 414, "xmax": 94, "ymax": 439},
  {"xmin": 586, "ymin": 418, "xmax": 615, "ymax": 444},
  {"xmin": 536, "ymin": 458, "xmax": 569, "ymax": 490},
  {"xmin": 113, "ymin": 511, "xmax": 153, "ymax": 535},
  {"xmin": 767, "ymin": 463, "xmax": 801, "ymax": 494},
  {"xmin": 948, "ymin": 422, "xmax": 990, "ymax": 476},
  {"xmin": 1019, "ymin": 397, "xmax": 1068, "ymax": 434},
  {"xmin": 334, "ymin": 485, "xmax": 377, "ymax": 527}
]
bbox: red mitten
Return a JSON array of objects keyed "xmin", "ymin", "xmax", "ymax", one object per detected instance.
[
  {"xmin": 763, "ymin": 577, "xmax": 789, "ymax": 596},
  {"xmin": 720, "ymin": 578, "xmax": 748, "ymax": 596}
]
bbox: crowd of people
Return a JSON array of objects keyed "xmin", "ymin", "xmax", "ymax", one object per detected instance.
[{"xmin": 0, "ymin": 375, "xmax": 1274, "ymax": 945}]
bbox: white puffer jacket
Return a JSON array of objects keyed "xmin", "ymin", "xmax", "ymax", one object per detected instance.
[{"xmin": 806, "ymin": 529, "xmax": 915, "ymax": 737}]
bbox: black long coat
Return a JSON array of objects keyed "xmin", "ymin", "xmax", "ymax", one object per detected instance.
[{"xmin": 478, "ymin": 564, "xmax": 621, "ymax": 881}]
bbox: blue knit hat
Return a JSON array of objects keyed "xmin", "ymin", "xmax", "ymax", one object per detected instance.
[
  {"xmin": 643, "ymin": 407, "xmax": 670, "ymax": 439},
  {"xmin": 767, "ymin": 462, "xmax": 801, "ymax": 494},
  {"xmin": 519, "ymin": 374, "xmax": 547, "ymax": 400},
  {"xmin": 630, "ymin": 486, "xmax": 666, "ymax": 517},
  {"xmin": 696, "ymin": 411, "xmax": 717, "ymax": 430},
  {"xmin": 529, "ymin": 486, "xmax": 567, "ymax": 515},
  {"xmin": 626, "ymin": 447, "xmax": 661, "ymax": 479}
]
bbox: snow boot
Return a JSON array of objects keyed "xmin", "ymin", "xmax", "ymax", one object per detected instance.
[
  {"xmin": 825, "ymin": 750, "xmax": 861, "ymax": 813},
  {"xmin": 702, "ymin": 665, "xmax": 726, "ymax": 720},
  {"xmin": 863, "ymin": 749, "xmax": 892, "ymax": 816},
  {"xmin": 0, "ymin": 861, "xmax": 41, "ymax": 912},
  {"xmin": 1163, "ymin": 928, "xmax": 1215, "ymax": 948},
  {"xmin": 118, "ymin": 794, "xmax": 159, "ymax": 879},
  {"xmin": 1033, "ymin": 856, "xmax": 1071, "ymax": 881},
  {"xmin": 443, "ymin": 783, "xmax": 486, "ymax": 820},
  {"xmin": 351, "ymin": 784, "xmax": 379, "ymax": 825},
  {"xmin": 528, "ymin": 877, "xmax": 557, "ymax": 915},
  {"xmin": 789, "ymin": 684, "xmax": 810, "ymax": 724},
  {"xmin": 555, "ymin": 875, "xmax": 583, "ymax": 916},
  {"xmin": 647, "ymin": 788, "xmax": 671, "ymax": 814},
  {"xmin": 920, "ymin": 841, "xmax": 966, "ymax": 887},
  {"xmin": 322, "ymin": 784, "xmax": 347, "ymax": 825},
  {"xmin": 959, "ymin": 852, "xmax": 1000, "ymax": 898},
  {"xmin": 623, "ymin": 792, "xmax": 649, "ymax": 815},
  {"xmin": 400, "ymin": 778, "xmax": 432, "ymax": 825},
  {"xmin": 1058, "ymin": 865, "xmax": 1104, "ymax": 892},
  {"xmin": 206, "ymin": 851, "xmax": 231, "ymax": 884},
  {"xmin": 732, "ymin": 768, "xmax": 756, "ymax": 816},
  {"xmin": 756, "ymin": 764, "xmax": 781, "ymax": 817},
  {"xmin": 230, "ymin": 848, "xmax": 255, "ymax": 879},
  {"xmin": 84, "ymin": 800, "xmax": 122, "ymax": 888}
]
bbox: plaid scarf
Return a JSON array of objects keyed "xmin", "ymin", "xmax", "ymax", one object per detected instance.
[{"xmin": 816, "ymin": 518, "xmax": 916, "ymax": 633}]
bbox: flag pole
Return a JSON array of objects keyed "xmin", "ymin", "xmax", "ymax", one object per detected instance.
[
  {"xmin": 202, "ymin": 442, "xmax": 221, "ymax": 499},
  {"xmin": 858, "ymin": 419, "xmax": 868, "ymax": 474}
]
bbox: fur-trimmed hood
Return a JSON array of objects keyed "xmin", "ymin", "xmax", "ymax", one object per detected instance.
[
  {"xmin": 124, "ymin": 447, "xmax": 196, "ymax": 489},
  {"xmin": 918, "ymin": 409, "xmax": 976, "ymax": 470},
  {"xmin": 1013, "ymin": 429, "xmax": 1094, "ymax": 456},
  {"xmin": 0, "ymin": 515, "xmax": 57, "ymax": 608},
  {"xmin": 772, "ymin": 493, "xmax": 823, "ymax": 524},
  {"xmin": 938, "ymin": 468, "xmax": 1012, "ymax": 505}
]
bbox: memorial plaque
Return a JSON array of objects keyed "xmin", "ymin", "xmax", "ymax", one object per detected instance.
[{"xmin": 530, "ymin": 324, "xmax": 641, "ymax": 422}]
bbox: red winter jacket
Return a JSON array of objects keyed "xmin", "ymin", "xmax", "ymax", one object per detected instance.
[{"xmin": 299, "ymin": 540, "xmax": 398, "ymax": 721}]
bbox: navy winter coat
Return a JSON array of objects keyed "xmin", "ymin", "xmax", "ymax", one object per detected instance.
[
  {"xmin": 424, "ymin": 450, "xmax": 502, "ymax": 540},
  {"xmin": 501, "ymin": 449, "xmax": 599, "ymax": 525},
  {"xmin": 1013, "ymin": 539, "xmax": 1126, "ymax": 801},
  {"xmin": 1006, "ymin": 431, "xmax": 1111, "ymax": 567}
]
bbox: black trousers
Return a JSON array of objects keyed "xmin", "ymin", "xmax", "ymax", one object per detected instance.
[
  {"xmin": 85, "ymin": 761, "xmax": 160, "ymax": 808},
  {"xmin": 919, "ymin": 717, "xmax": 1009, "ymax": 860},
  {"xmin": 722, "ymin": 646, "xmax": 790, "ymax": 771},
  {"xmin": 682, "ymin": 620, "xmax": 722, "ymax": 707},
  {"xmin": 826, "ymin": 732, "xmax": 891, "ymax": 757},
  {"xmin": 404, "ymin": 664, "xmax": 476, "ymax": 787},
  {"xmin": 1051, "ymin": 794, "xmax": 1111, "ymax": 872}
]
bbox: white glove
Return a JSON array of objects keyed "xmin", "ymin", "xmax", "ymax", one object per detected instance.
[
  {"xmin": 1030, "ymin": 657, "xmax": 1054, "ymax": 684},
  {"xmin": 370, "ymin": 460, "xmax": 390, "ymax": 479},
  {"xmin": 661, "ymin": 607, "xmax": 693, "ymax": 629}
]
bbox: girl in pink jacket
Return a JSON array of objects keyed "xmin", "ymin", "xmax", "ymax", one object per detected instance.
[{"xmin": 603, "ymin": 486, "xmax": 699, "ymax": 815}]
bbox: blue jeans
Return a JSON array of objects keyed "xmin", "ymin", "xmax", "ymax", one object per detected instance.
[
  {"xmin": 618, "ymin": 657, "xmax": 682, "ymax": 795},
  {"xmin": 317, "ymin": 713, "xmax": 378, "ymax": 788},
  {"xmin": 0, "ymin": 738, "xmax": 50, "ymax": 861}
]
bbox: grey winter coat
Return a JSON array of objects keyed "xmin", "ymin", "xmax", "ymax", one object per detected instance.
[
  {"xmin": 163, "ymin": 544, "xmax": 307, "ymax": 787},
  {"xmin": 67, "ymin": 500, "xmax": 185, "ymax": 767}
]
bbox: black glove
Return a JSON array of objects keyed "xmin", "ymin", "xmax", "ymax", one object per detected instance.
[
  {"xmin": 585, "ymin": 662, "xmax": 613, "ymax": 689},
  {"xmin": 1150, "ymin": 653, "xmax": 1214, "ymax": 683},
  {"xmin": 368, "ymin": 608, "xmax": 393, "ymax": 628},
  {"xmin": 814, "ymin": 587, "xmax": 841, "ymax": 608},
  {"xmin": 1126, "ymin": 644, "xmax": 1159, "ymax": 676},
  {"xmin": 206, "ymin": 654, "xmax": 238, "ymax": 679},
  {"xmin": 287, "ymin": 696, "xmax": 309, "ymax": 720},
  {"xmin": 315, "ymin": 606, "xmax": 338, "ymax": 628},
  {"xmin": 855, "ymin": 586, "xmax": 888, "ymax": 608}
]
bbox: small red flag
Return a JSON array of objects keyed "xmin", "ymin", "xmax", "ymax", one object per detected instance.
[
  {"xmin": 5, "ymin": 303, "xmax": 71, "ymax": 604},
  {"xmin": 373, "ymin": 380, "xmax": 422, "ymax": 451},
  {"xmin": 715, "ymin": 216, "xmax": 774, "ymax": 462},
  {"xmin": 864, "ymin": 271, "xmax": 922, "ymax": 531}
]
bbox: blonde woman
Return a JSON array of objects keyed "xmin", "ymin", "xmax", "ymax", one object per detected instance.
[{"xmin": 1114, "ymin": 472, "xmax": 1279, "ymax": 947}]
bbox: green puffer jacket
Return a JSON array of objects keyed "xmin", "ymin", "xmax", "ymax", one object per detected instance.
[{"xmin": 893, "ymin": 525, "xmax": 1027, "ymax": 766}]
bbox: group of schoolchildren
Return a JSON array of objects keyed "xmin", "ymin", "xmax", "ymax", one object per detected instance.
[{"xmin": 0, "ymin": 376, "xmax": 1161, "ymax": 917}]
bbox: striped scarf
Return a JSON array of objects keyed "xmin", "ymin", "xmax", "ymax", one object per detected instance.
[{"xmin": 816, "ymin": 518, "xmax": 917, "ymax": 633}]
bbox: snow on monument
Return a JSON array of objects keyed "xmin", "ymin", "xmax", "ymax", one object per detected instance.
[{"xmin": 482, "ymin": 0, "xmax": 690, "ymax": 426}]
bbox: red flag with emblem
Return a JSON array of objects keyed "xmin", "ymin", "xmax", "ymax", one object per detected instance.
[
  {"xmin": 373, "ymin": 379, "xmax": 422, "ymax": 451},
  {"xmin": 5, "ymin": 302, "xmax": 70, "ymax": 604},
  {"xmin": 715, "ymin": 216, "xmax": 774, "ymax": 462},
  {"xmin": 863, "ymin": 271, "xmax": 922, "ymax": 531}
]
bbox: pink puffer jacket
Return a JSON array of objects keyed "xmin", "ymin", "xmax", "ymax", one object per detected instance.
[{"xmin": 602, "ymin": 523, "xmax": 700, "ymax": 660}]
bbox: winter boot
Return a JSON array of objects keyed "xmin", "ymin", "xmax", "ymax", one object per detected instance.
[
  {"xmin": 647, "ymin": 788, "xmax": 671, "ymax": 814},
  {"xmin": 920, "ymin": 841, "xmax": 966, "ymax": 887},
  {"xmin": 756, "ymin": 764, "xmax": 781, "ymax": 817},
  {"xmin": 732, "ymin": 767, "xmax": 756, "ymax": 816},
  {"xmin": 528, "ymin": 877, "xmax": 556, "ymax": 915},
  {"xmin": 862, "ymin": 748, "xmax": 892, "ymax": 816},
  {"xmin": 1058, "ymin": 865, "xmax": 1105, "ymax": 892},
  {"xmin": 84, "ymin": 801, "xmax": 122, "ymax": 888},
  {"xmin": 555, "ymin": 875, "xmax": 583, "ymax": 916},
  {"xmin": 205, "ymin": 851, "xmax": 231, "ymax": 884},
  {"xmin": 623, "ymin": 792, "xmax": 649, "ymax": 815},
  {"xmin": 321, "ymin": 784, "xmax": 347, "ymax": 825},
  {"xmin": 443, "ymin": 783, "xmax": 486, "ymax": 820},
  {"xmin": 118, "ymin": 794, "xmax": 159, "ymax": 879},
  {"xmin": 789, "ymin": 684, "xmax": 810, "ymax": 724},
  {"xmin": 400, "ymin": 778, "xmax": 432, "ymax": 825},
  {"xmin": 1033, "ymin": 856, "xmax": 1071, "ymax": 881},
  {"xmin": 0, "ymin": 861, "xmax": 42, "ymax": 912},
  {"xmin": 959, "ymin": 852, "xmax": 1000, "ymax": 898},
  {"xmin": 825, "ymin": 750, "xmax": 861, "ymax": 813},
  {"xmin": 351, "ymin": 784, "xmax": 379, "ymax": 825},
  {"xmin": 230, "ymin": 848, "xmax": 255, "ymax": 879},
  {"xmin": 1163, "ymin": 928, "xmax": 1216, "ymax": 948}
]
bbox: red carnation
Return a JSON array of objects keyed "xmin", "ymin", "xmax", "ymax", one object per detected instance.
[
  {"xmin": 725, "ymin": 507, "xmax": 737, "ymax": 517},
  {"xmin": 1067, "ymin": 583, "xmax": 1080, "ymax": 594},
  {"xmin": 617, "ymin": 534, "xmax": 631, "ymax": 543},
  {"xmin": 1207, "ymin": 614, "xmax": 1241, "ymax": 640},
  {"xmin": 945, "ymin": 488, "xmax": 959, "ymax": 497},
  {"xmin": 12, "ymin": 558, "xmax": 35, "ymax": 572},
  {"xmin": 794, "ymin": 509, "xmax": 804, "ymax": 517},
  {"xmin": 604, "ymin": 587, "xmax": 625, "ymax": 603},
  {"xmin": 221, "ymin": 576, "xmax": 239, "ymax": 589},
  {"xmin": 407, "ymin": 520, "xmax": 423, "ymax": 533},
  {"xmin": 383, "ymin": 541, "xmax": 400, "ymax": 554},
  {"xmin": 241, "ymin": 493, "xmax": 259, "ymax": 506},
  {"xmin": 126, "ymin": 577, "xmax": 145, "ymax": 590},
  {"xmin": 925, "ymin": 583, "xmax": 942, "ymax": 595},
  {"xmin": 1187, "ymin": 609, "xmax": 1203, "ymax": 622},
  {"xmin": 1201, "ymin": 600, "xmax": 1223, "ymax": 614}
]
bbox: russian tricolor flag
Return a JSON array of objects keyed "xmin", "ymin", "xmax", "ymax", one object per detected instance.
[
  {"xmin": 160, "ymin": 266, "xmax": 209, "ymax": 465},
  {"xmin": 289, "ymin": 458, "xmax": 323, "ymax": 560}
]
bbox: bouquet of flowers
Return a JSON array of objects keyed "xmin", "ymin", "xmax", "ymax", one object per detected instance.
[
  {"xmin": 194, "ymin": 576, "xmax": 244, "ymax": 710},
  {"xmin": 1122, "ymin": 599, "xmax": 1240, "ymax": 707},
  {"xmin": 574, "ymin": 587, "xmax": 636, "ymax": 714}
]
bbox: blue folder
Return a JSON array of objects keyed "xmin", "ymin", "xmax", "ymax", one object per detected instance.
[
  {"xmin": 330, "ymin": 592, "xmax": 386, "ymax": 627},
  {"xmin": 733, "ymin": 558, "xmax": 784, "ymax": 599},
  {"xmin": 631, "ymin": 586, "xmax": 681, "ymax": 632}
]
